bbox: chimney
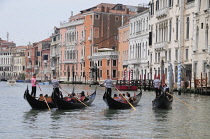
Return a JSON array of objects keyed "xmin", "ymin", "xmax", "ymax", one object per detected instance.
[
  {"xmin": 71, "ymin": 11, "xmax": 73, "ymax": 17},
  {"xmin": 101, "ymin": 6, "xmax": 105, "ymax": 12},
  {"xmin": 126, "ymin": 8, "xmax": 129, "ymax": 14},
  {"xmin": 106, "ymin": 7, "xmax": 110, "ymax": 13}
]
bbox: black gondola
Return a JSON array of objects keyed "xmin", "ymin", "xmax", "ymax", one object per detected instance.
[
  {"xmin": 152, "ymin": 93, "xmax": 173, "ymax": 109},
  {"xmin": 52, "ymin": 89, "xmax": 96, "ymax": 110},
  {"xmin": 103, "ymin": 91, "xmax": 142, "ymax": 109},
  {"xmin": 23, "ymin": 87, "xmax": 56, "ymax": 109}
]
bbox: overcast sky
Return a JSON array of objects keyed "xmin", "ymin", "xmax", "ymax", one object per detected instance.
[{"xmin": 0, "ymin": 0, "xmax": 150, "ymax": 46}]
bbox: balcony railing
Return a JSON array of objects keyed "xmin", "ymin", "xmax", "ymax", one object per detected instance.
[
  {"xmin": 63, "ymin": 59, "xmax": 77, "ymax": 64},
  {"xmin": 88, "ymin": 51, "xmax": 118, "ymax": 59},
  {"xmin": 156, "ymin": 7, "xmax": 169, "ymax": 18},
  {"xmin": 154, "ymin": 41, "xmax": 168, "ymax": 50}
]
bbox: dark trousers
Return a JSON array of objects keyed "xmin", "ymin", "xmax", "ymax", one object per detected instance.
[
  {"xmin": 106, "ymin": 88, "xmax": 112, "ymax": 96},
  {"xmin": 54, "ymin": 88, "xmax": 60, "ymax": 95},
  {"xmin": 154, "ymin": 88, "xmax": 161, "ymax": 97},
  {"xmin": 54, "ymin": 87, "xmax": 63, "ymax": 98},
  {"xmin": 31, "ymin": 86, "xmax": 36, "ymax": 97}
]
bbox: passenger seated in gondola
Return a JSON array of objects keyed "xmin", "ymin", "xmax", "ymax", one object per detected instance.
[
  {"xmin": 118, "ymin": 94, "xmax": 127, "ymax": 103},
  {"xmin": 38, "ymin": 94, "xmax": 45, "ymax": 101},
  {"xmin": 70, "ymin": 92, "xmax": 77, "ymax": 103},
  {"xmin": 113, "ymin": 94, "xmax": 119, "ymax": 100},
  {"xmin": 80, "ymin": 91, "xmax": 88, "ymax": 101},
  {"xmin": 162, "ymin": 84, "xmax": 173, "ymax": 101},
  {"xmin": 126, "ymin": 92, "xmax": 133, "ymax": 102}
]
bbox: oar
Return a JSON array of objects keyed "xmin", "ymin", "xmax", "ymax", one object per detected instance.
[
  {"xmin": 166, "ymin": 92, "xmax": 195, "ymax": 110},
  {"xmin": 61, "ymin": 88, "xmax": 89, "ymax": 108},
  {"xmin": 38, "ymin": 85, "xmax": 50, "ymax": 110},
  {"xmin": 115, "ymin": 87, "xmax": 136, "ymax": 110}
]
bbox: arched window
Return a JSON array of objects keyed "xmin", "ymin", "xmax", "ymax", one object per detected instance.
[{"xmin": 169, "ymin": 20, "xmax": 172, "ymax": 41}]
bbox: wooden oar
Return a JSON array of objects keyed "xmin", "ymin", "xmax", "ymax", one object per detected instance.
[
  {"xmin": 166, "ymin": 92, "xmax": 195, "ymax": 110},
  {"xmin": 115, "ymin": 87, "xmax": 136, "ymax": 110},
  {"xmin": 61, "ymin": 88, "xmax": 89, "ymax": 108},
  {"xmin": 38, "ymin": 85, "xmax": 50, "ymax": 110}
]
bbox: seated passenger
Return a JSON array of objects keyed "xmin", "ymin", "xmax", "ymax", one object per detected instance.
[
  {"xmin": 80, "ymin": 91, "xmax": 86, "ymax": 101},
  {"xmin": 113, "ymin": 94, "xmax": 119, "ymax": 100},
  {"xmin": 38, "ymin": 94, "xmax": 44, "ymax": 101}
]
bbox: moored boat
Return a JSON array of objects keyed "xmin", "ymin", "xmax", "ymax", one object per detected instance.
[
  {"xmin": 23, "ymin": 87, "xmax": 56, "ymax": 109},
  {"xmin": 52, "ymin": 88, "xmax": 97, "ymax": 110},
  {"xmin": 7, "ymin": 79, "xmax": 16, "ymax": 86},
  {"xmin": 152, "ymin": 93, "xmax": 173, "ymax": 109},
  {"xmin": 103, "ymin": 90, "xmax": 142, "ymax": 109}
]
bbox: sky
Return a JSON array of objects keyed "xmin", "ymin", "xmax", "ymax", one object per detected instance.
[{"xmin": 0, "ymin": 0, "xmax": 150, "ymax": 46}]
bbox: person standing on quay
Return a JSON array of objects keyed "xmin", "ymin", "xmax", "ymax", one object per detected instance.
[
  {"xmin": 103, "ymin": 75, "xmax": 114, "ymax": 96},
  {"xmin": 51, "ymin": 76, "xmax": 62, "ymax": 96},
  {"xmin": 31, "ymin": 74, "xmax": 38, "ymax": 97}
]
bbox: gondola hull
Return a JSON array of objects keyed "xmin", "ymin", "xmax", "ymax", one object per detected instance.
[
  {"xmin": 103, "ymin": 91, "xmax": 142, "ymax": 109},
  {"xmin": 52, "ymin": 91, "xmax": 96, "ymax": 110},
  {"xmin": 152, "ymin": 94, "xmax": 172, "ymax": 109},
  {"xmin": 24, "ymin": 88, "xmax": 56, "ymax": 109}
]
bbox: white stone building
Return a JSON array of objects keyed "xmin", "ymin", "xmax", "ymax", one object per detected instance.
[{"xmin": 129, "ymin": 9, "xmax": 150, "ymax": 80}]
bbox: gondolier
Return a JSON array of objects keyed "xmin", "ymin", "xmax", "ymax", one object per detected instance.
[
  {"xmin": 103, "ymin": 75, "xmax": 114, "ymax": 96},
  {"xmin": 51, "ymin": 76, "xmax": 62, "ymax": 96},
  {"xmin": 31, "ymin": 74, "xmax": 38, "ymax": 97},
  {"xmin": 153, "ymin": 77, "xmax": 161, "ymax": 97}
]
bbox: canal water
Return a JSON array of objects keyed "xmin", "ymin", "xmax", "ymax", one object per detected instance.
[{"xmin": 0, "ymin": 82, "xmax": 210, "ymax": 139}]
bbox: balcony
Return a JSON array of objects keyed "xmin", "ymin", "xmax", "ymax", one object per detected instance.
[
  {"xmin": 156, "ymin": 7, "xmax": 169, "ymax": 18},
  {"xmin": 63, "ymin": 59, "xmax": 77, "ymax": 64},
  {"xmin": 88, "ymin": 51, "xmax": 118, "ymax": 60},
  {"xmin": 128, "ymin": 59, "xmax": 143, "ymax": 65},
  {"xmin": 123, "ymin": 60, "xmax": 128, "ymax": 65},
  {"xmin": 154, "ymin": 41, "xmax": 168, "ymax": 50}
]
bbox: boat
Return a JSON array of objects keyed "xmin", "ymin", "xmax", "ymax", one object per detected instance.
[
  {"xmin": 7, "ymin": 79, "xmax": 16, "ymax": 86},
  {"xmin": 115, "ymin": 80, "xmax": 138, "ymax": 91},
  {"xmin": 103, "ymin": 91, "xmax": 142, "ymax": 109},
  {"xmin": 52, "ymin": 88, "xmax": 97, "ymax": 110},
  {"xmin": 23, "ymin": 86, "xmax": 56, "ymax": 109},
  {"xmin": 152, "ymin": 93, "xmax": 173, "ymax": 109}
]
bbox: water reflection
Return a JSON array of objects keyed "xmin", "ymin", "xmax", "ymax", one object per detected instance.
[{"xmin": 23, "ymin": 109, "xmax": 41, "ymax": 123}]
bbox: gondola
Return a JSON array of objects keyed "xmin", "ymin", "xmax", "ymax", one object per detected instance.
[
  {"xmin": 52, "ymin": 88, "xmax": 96, "ymax": 110},
  {"xmin": 103, "ymin": 90, "xmax": 142, "ymax": 109},
  {"xmin": 23, "ymin": 86, "xmax": 56, "ymax": 109},
  {"xmin": 152, "ymin": 93, "xmax": 173, "ymax": 109}
]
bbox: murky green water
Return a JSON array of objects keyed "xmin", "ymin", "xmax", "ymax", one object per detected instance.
[{"xmin": 0, "ymin": 82, "xmax": 210, "ymax": 139}]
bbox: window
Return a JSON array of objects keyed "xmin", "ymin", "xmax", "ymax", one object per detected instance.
[
  {"xmin": 169, "ymin": 50, "xmax": 171, "ymax": 61},
  {"xmin": 107, "ymin": 70, "xmax": 109, "ymax": 76},
  {"xmin": 113, "ymin": 60, "xmax": 117, "ymax": 66},
  {"xmin": 175, "ymin": 49, "xmax": 178, "ymax": 60},
  {"xmin": 186, "ymin": 17, "xmax": 190, "ymax": 39},
  {"xmin": 107, "ymin": 60, "xmax": 110, "ymax": 66},
  {"xmin": 165, "ymin": 51, "xmax": 167, "ymax": 61},
  {"xmin": 205, "ymin": 24, "xmax": 209, "ymax": 49},
  {"xmin": 169, "ymin": 20, "xmax": 172, "ymax": 41},
  {"xmin": 204, "ymin": 61, "xmax": 207, "ymax": 73},
  {"xmin": 194, "ymin": 62, "xmax": 197, "ymax": 78},
  {"xmin": 95, "ymin": 14, "xmax": 100, "ymax": 20},
  {"xmin": 186, "ymin": 49, "xmax": 188, "ymax": 60},
  {"xmin": 176, "ymin": 17, "xmax": 179, "ymax": 40},
  {"xmin": 115, "ymin": 16, "xmax": 119, "ymax": 21},
  {"xmin": 94, "ymin": 27, "xmax": 99, "ymax": 38},
  {"xmin": 113, "ymin": 70, "xmax": 117, "ymax": 78},
  {"xmin": 43, "ymin": 55, "xmax": 48, "ymax": 60}
]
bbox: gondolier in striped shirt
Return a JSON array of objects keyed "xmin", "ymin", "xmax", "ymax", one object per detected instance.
[
  {"xmin": 103, "ymin": 75, "xmax": 114, "ymax": 96},
  {"xmin": 153, "ymin": 77, "xmax": 161, "ymax": 97},
  {"xmin": 51, "ymin": 76, "xmax": 62, "ymax": 96}
]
